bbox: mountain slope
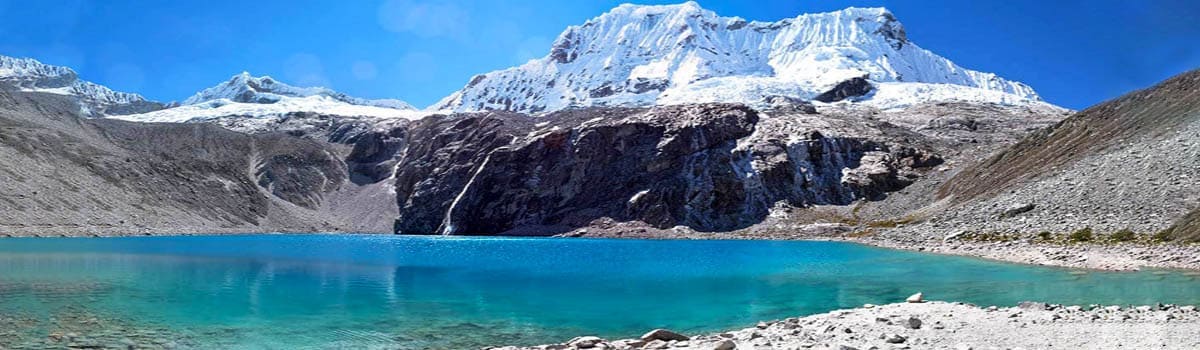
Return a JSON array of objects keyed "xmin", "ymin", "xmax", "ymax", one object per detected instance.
[
  {"xmin": 0, "ymin": 55, "xmax": 162, "ymax": 116},
  {"xmin": 432, "ymin": 2, "xmax": 1048, "ymax": 114},
  {"xmin": 0, "ymin": 87, "xmax": 403, "ymax": 236},
  {"xmin": 896, "ymin": 69, "xmax": 1200, "ymax": 240}
]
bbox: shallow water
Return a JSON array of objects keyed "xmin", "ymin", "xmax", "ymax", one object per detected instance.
[{"xmin": 0, "ymin": 235, "xmax": 1197, "ymax": 349}]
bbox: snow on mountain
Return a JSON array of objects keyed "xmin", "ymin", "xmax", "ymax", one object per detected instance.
[
  {"xmin": 0, "ymin": 55, "xmax": 155, "ymax": 115},
  {"xmin": 182, "ymin": 72, "xmax": 417, "ymax": 110},
  {"xmin": 432, "ymin": 2, "xmax": 1052, "ymax": 114},
  {"xmin": 113, "ymin": 73, "xmax": 426, "ymax": 132}
]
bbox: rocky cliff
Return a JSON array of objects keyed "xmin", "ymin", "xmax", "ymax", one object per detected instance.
[{"xmin": 380, "ymin": 102, "xmax": 955, "ymax": 235}]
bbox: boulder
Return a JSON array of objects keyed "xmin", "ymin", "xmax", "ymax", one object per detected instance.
[
  {"xmin": 906, "ymin": 292, "xmax": 924, "ymax": 303},
  {"xmin": 998, "ymin": 203, "xmax": 1036, "ymax": 219},
  {"xmin": 566, "ymin": 336, "xmax": 604, "ymax": 349},
  {"xmin": 640, "ymin": 329, "xmax": 688, "ymax": 342}
]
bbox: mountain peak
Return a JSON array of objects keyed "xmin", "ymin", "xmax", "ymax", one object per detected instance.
[
  {"xmin": 0, "ymin": 55, "xmax": 153, "ymax": 116},
  {"xmin": 184, "ymin": 72, "xmax": 415, "ymax": 110},
  {"xmin": 433, "ymin": 5, "xmax": 1043, "ymax": 114},
  {"xmin": 606, "ymin": 1, "xmax": 708, "ymax": 17}
]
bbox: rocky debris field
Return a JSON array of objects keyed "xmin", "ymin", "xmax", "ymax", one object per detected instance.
[
  {"xmin": 492, "ymin": 301, "xmax": 1200, "ymax": 350},
  {"xmin": 859, "ymin": 236, "xmax": 1200, "ymax": 271},
  {"xmin": 565, "ymin": 220, "xmax": 1200, "ymax": 271},
  {"xmin": 898, "ymin": 119, "xmax": 1200, "ymax": 241}
]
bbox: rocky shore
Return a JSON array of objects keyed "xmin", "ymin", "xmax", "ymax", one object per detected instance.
[
  {"xmin": 560, "ymin": 219, "xmax": 1200, "ymax": 272},
  {"xmin": 856, "ymin": 236, "xmax": 1200, "ymax": 272},
  {"xmin": 492, "ymin": 300, "xmax": 1200, "ymax": 350}
]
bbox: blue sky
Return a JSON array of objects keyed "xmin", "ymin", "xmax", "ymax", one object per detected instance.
[{"xmin": 0, "ymin": 0, "xmax": 1197, "ymax": 110}]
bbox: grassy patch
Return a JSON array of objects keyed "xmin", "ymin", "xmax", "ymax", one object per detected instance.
[
  {"xmin": 960, "ymin": 231, "xmax": 1021, "ymax": 242},
  {"xmin": 1152, "ymin": 228, "xmax": 1173, "ymax": 242},
  {"xmin": 1068, "ymin": 227, "xmax": 1094, "ymax": 243},
  {"xmin": 1109, "ymin": 228, "xmax": 1136, "ymax": 242}
]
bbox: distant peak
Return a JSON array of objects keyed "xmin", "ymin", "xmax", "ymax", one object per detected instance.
[
  {"xmin": 0, "ymin": 54, "xmax": 149, "ymax": 115},
  {"xmin": 612, "ymin": 1, "xmax": 703, "ymax": 13},
  {"xmin": 183, "ymin": 72, "xmax": 415, "ymax": 110}
]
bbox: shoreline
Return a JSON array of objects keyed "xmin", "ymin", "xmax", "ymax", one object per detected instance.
[
  {"xmin": 4, "ymin": 226, "xmax": 1200, "ymax": 272},
  {"xmin": 490, "ymin": 301, "xmax": 1200, "ymax": 350},
  {"xmin": 556, "ymin": 221, "xmax": 1200, "ymax": 272}
]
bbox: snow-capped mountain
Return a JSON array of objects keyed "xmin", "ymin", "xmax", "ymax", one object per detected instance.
[
  {"xmin": 182, "ymin": 72, "xmax": 416, "ymax": 110},
  {"xmin": 0, "ymin": 55, "xmax": 158, "ymax": 115},
  {"xmin": 113, "ymin": 72, "xmax": 426, "ymax": 133},
  {"xmin": 432, "ymin": 2, "xmax": 1050, "ymax": 113}
]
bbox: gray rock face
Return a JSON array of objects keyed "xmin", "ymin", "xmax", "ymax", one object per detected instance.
[
  {"xmin": 380, "ymin": 104, "xmax": 943, "ymax": 235},
  {"xmin": 387, "ymin": 111, "xmax": 534, "ymax": 235},
  {"xmin": 345, "ymin": 127, "xmax": 408, "ymax": 184}
]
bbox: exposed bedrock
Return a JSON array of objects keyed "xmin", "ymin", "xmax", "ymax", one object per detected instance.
[
  {"xmin": 387, "ymin": 104, "xmax": 941, "ymax": 235},
  {"xmin": 814, "ymin": 77, "xmax": 873, "ymax": 103}
]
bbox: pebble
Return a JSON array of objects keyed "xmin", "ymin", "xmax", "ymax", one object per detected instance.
[
  {"xmin": 503, "ymin": 301, "xmax": 1200, "ymax": 350},
  {"xmin": 905, "ymin": 317, "xmax": 922, "ymax": 329}
]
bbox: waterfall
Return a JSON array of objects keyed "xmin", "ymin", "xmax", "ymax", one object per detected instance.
[{"xmin": 439, "ymin": 152, "xmax": 494, "ymax": 236}]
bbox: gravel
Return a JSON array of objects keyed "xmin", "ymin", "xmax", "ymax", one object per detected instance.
[{"xmin": 492, "ymin": 301, "xmax": 1200, "ymax": 350}]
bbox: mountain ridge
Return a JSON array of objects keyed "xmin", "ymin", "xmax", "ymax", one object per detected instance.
[
  {"xmin": 183, "ymin": 71, "xmax": 416, "ymax": 110},
  {"xmin": 0, "ymin": 55, "xmax": 159, "ymax": 116},
  {"xmin": 431, "ymin": 2, "xmax": 1049, "ymax": 114}
]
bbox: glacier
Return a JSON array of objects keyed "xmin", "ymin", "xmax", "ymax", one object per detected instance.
[{"xmin": 432, "ymin": 2, "xmax": 1052, "ymax": 114}]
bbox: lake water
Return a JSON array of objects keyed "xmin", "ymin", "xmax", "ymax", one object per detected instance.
[{"xmin": 0, "ymin": 235, "xmax": 1198, "ymax": 349}]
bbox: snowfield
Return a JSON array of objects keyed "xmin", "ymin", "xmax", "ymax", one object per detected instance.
[{"xmin": 110, "ymin": 95, "xmax": 430, "ymax": 124}]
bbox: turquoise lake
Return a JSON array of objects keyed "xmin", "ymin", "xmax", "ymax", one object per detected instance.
[{"xmin": 1, "ymin": 235, "xmax": 1198, "ymax": 349}]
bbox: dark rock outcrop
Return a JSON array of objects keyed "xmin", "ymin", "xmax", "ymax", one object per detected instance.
[
  {"xmin": 346, "ymin": 127, "xmax": 408, "ymax": 184},
  {"xmin": 763, "ymin": 95, "xmax": 818, "ymax": 114},
  {"xmin": 814, "ymin": 77, "xmax": 873, "ymax": 103},
  {"xmin": 381, "ymin": 104, "xmax": 941, "ymax": 235}
]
